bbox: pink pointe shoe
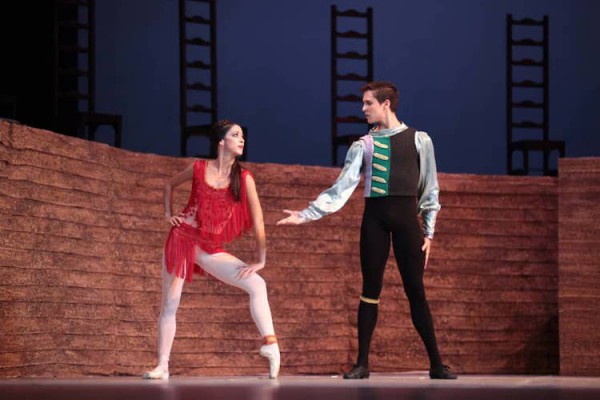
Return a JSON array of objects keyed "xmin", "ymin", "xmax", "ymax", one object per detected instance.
[{"xmin": 259, "ymin": 336, "xmax": 280, "ymax": 379}]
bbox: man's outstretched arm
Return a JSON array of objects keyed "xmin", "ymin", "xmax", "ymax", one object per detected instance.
[{"xmin": 277, "ymin": 141, "xmax": 364, "ymax": 226}]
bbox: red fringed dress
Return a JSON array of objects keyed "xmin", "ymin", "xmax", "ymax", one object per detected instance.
[{"xmin": 164, "ymin": 160, "xmax": 253, "ymax": 282}]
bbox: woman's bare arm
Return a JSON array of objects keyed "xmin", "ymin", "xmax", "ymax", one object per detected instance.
[
  {"xmin": 164, "ymin": 162, "xmax": 194, "ymax": 224},
  {"xmin": 238, "ymin": 174, "xmax": 266, "ymax": 279}
]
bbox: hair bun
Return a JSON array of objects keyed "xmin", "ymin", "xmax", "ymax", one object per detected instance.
[{"xmin": 211, "ymin": 119, "xmax": 237, "ymax": 139}]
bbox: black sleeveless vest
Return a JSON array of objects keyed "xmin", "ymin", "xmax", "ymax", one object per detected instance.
[{"xmin": 367, "ymin": 127, "xmax": 419, "ymax": 197}]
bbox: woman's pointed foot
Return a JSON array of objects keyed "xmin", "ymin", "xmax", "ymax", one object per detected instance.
[{"xmin": 259, "ymin": 342, "xmax": 280, "ymax": 379}]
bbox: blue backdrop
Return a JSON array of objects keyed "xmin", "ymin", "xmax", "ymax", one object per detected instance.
[{"xmin": 92, "ymin": 0, "xmax": 600, "ymax": 174}]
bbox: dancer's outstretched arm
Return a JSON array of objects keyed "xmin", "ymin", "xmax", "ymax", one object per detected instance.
[{"xmin": 277, "ymin": 141, "xmax": 364, "ymax": 226}]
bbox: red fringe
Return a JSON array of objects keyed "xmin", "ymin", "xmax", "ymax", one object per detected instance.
[{"xmin": 164, "ymin": 224, "xmax": 204, "ymax": 282}]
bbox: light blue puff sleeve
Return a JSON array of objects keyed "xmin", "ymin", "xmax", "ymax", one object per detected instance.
[
  {"xmin": 299, "ymin": 141, "xmax": 364, "ymax": 221},
  {"xmin": 416, "ymin": 131, "xmax": 441, "ymax": 238}
]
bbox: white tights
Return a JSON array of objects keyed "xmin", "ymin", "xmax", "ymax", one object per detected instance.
[{"xmin": 155, "ymin": 248, "xmax": 275, "ymax": 370}]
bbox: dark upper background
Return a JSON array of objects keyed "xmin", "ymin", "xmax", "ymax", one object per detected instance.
[{"xmin": 1, "ymin": 0, "xmax": 599, "ymax": 175}]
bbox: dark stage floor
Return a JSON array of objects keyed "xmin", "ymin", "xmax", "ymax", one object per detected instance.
[{"xmin": 2, "ymin": 372, "xmax": 600, "ymax": 400}]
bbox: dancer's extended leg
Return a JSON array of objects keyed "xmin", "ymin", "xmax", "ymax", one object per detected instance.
[{"xmin": 196, "ymin": 250, "xmax": 280, "ymax": 379}]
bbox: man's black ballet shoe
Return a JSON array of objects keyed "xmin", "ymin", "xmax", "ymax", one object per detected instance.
[
  {"xmin": 429, "ymin": 364, "xmax": 457, "ymax": 380},
  {"xmin": 343, "ymin": 365, "xmax": 370, "ymax": 379}
]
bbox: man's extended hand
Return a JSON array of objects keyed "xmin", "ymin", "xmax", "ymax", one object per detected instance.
[{"xmin": 276, "ymin": 210, "xmax": 308, "ymax": 226}]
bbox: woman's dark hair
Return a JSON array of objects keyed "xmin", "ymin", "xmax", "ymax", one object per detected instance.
[{"xmin": 211, "ymin": 119, "xmax": 243, "ymax": 201}]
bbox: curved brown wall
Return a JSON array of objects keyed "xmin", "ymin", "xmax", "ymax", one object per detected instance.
[
  {"xmin": 558, "ymin": 158, "xmax": 600, "ymax": 376},
  {"xmin": 0, "ymin": 121, "xmax": 567, "ymax": 377}
]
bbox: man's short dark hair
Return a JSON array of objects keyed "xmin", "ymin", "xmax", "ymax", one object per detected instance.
[{"xmin": 360, "ymin": 81, "xmax": 399, "ymax": 111}]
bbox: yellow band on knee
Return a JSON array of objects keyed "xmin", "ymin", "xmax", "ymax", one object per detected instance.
[{"xmin": 360, "ymin": 295, "xmax": 380, "ymax": 304}]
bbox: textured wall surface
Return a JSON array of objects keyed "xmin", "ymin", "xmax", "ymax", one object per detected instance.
[
  {"xmin": 0, "ymin": 122, "xmax": 564, "ymax": 377},
  {"xmin": 559, "ymin": 158, "xmax": 600, "ymax": 376}
]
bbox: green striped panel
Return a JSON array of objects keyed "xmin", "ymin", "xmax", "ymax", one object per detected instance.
[{"xmin": 371, "ymin": 137, "xmax": 390, "ymax": 197}]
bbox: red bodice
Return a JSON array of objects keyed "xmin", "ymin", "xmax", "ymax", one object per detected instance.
[
  {"xmin": 181, "ymin": 160, "xmax": 253, "ymax": 249},
  {"xmin": 164, "ymin": 160, "xmax": 253, "ymax": 282}
]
